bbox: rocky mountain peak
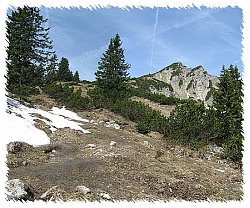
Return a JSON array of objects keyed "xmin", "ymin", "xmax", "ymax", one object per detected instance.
[{"xmin": 141, "ymin": 62, "xmax": 220, "ymax": 106}]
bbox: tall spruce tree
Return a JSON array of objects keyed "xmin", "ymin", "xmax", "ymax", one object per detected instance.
[
  {"xmin": 45, "ymin": 53, "xmax": 58, "ymax": 84},
  {"xmin": 57, "ymin": 57, "xmax": 73, "ymax": 82},
  {"xmin": 95, "ymin": 34, "xmax": 130, "ymax": 96},
  {"xmin": 213, "ymin": 65, "xmax": 244, "ymax": 165},
  {"xmin": 5, "ymin": 6, "xmax": 55, "ymax": 95},
  {"xmin": 73, "ymin": 71, "xmax": 80, "ymax": 83}
]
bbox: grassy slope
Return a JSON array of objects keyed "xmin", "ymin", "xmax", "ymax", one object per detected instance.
[{"xmin": 6, "ymin": 84, "xmax": 243, "ymax": 202}]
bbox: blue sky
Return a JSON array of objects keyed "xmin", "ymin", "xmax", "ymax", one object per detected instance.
[{"xmin": 10, "ymin": 6, "xmax": 243, "ymax": 81}]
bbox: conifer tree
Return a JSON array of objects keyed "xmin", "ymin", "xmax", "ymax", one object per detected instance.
[
  {"xmin": 57, "ymin": 57, "xmax": 73, "ymax": 82},
  {"xmin": 73, "ymin": 71, "xmax": 80, "ymax": 83},
  {"xmin": 45, "ymin": 54, "xmax": 58, "ymax": 84},
  {"xmin": 5, "ymin": 6, "xmax": 55, "ymax": 94},
  {"xmin": 95, "ymin": 34, "xmax": 130, "ymax": 96},
  {"xmin": 213, "ymin": 65, "xmax": 244, "ymax": 165}
]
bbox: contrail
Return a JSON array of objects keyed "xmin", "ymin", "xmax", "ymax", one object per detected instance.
[{"xmin": 150, "ymin": 8, "xmax": 159, "ymax": 74}]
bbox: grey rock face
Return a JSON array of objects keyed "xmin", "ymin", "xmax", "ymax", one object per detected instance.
[
  {"xmin": 6, "ymin": 179, "xmax": 31, "ymax": 201},
  {"xmin": 152, "ymin": 62, "xmax": 219, "ymax": 106},
  {"xmin": 149, "ymin": 85, "xmax": 178, "ymax": 98}
]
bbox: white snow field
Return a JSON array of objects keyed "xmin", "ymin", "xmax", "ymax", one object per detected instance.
[{"xmin": 5, "ymin": 97, "xmax": 91, "ymax": 146}]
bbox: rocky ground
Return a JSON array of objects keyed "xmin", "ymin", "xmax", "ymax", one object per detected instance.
[{"xmin": 5, "ymin": 93, "xmax": 243, "ymax": 202}]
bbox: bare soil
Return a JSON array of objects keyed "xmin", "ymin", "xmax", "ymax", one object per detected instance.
[{"xmin": 6, "ymin": 91, "xmax": 243, "ymax": 202}]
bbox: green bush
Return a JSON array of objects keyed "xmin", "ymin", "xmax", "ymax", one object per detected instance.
[
  {"xmin": 205, "ymin": 87, "xmax": 215, "ymax": 101},
  {"xmin": 134, "ymin": 77, "xmax": 174, "ymax": 92},
  {"xmin": 179, "ymin": 79, "xmax": 183, "ymax": 87},
  {"xmin": 135, "ymin": 122, "xmax": 151, "ymax": 134},
  {"xmin": 170, "ymin": 68, "xmax": 182, "ymax": 80},
  {"xmin": 88, "ymin": 87, "xmax": 168, "ymax": 135},
  {"xmin": 186, "ymin": 79, "xmax": 194, "ymax": 90},
  {"xmin": 221, "ymin": 135, "xmax": 243, "ymax": 168},
  {"xmin": 164, "ymin": 99, "xmax": 220, "ymax": 148},
  {"xmin": 9, "ymin": 84, "xmax": 40, "ymax": 97},
  {"xmin": 130, "ymin": 87, "xmax": 184, "ymax": 105},
  {"xmin": 155, "ymin": 150, "xmax": 164, "ymax": 159},
  {"xmin": 43, "ymin": 83, "xmax": 90, "ymax": 110}
]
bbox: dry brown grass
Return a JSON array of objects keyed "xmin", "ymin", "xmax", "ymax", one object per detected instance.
[
  {"xmin": 131, "ymin": 96, "xmax": 175, "ymax": 117},
  {"xmin": 6, "ymin": 87, "xmax": 243, "ymax": 202}
]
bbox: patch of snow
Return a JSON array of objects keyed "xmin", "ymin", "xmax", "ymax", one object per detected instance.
[
  {"xmin": 6, "ymin": 110, "xmax": 50, "ymax": 146},
  {"xmin": 6, "ymin": 97, "xmax": 91, "ymax": 146},
  {"xmin": 49, "ymin": 106, "xmax": 89, "ymax": 123},
  {"xmin": 215, "ymin": 169, "xmax": 225, "ymax": 173}
]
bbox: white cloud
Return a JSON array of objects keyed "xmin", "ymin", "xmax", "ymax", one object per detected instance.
[
  {"xmin": 69, "ymin": 45, "xmax": 108, "ymax": 80},
  {"xmin": 156, "ymin": 8, "xmax": 214, "ymax": 35}
]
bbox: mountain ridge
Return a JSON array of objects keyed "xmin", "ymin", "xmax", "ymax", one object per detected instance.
[{"xmin": 133, "ymin": 62, "xmax": 220, "ymax": 106}]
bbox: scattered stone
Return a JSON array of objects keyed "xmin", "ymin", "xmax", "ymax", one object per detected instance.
[
  {"xmin": 91, "ymin": 149, "xmax": 114, "ymax": 157},
  {"xmin": 97, "ymin": 119, "xmax": 104, "ymax": 124},
  {"xmin": 113, "ymin": 124, "xmax": 120, "ymax": 130},
  {"xmin": 38, "ymin": 143, "xmax": 79, "ymax": 154},
  {"xmin": 217, "ymin": 160, "xmax": 227, "ymax": 166},
  {"xmin": 7, "ymin": 141, "xmax": 35, "ymax": 154},
  {"xmin": 195, "ymin": 184, "xmax": 201, "ymax": 189},
  {"xmin": 76, "ymin": 186, "xmax": 91, "ymax": 194},
  {"xmin": 206, "ymin": 155, "xmax": 212, "ymax": 161},
  {"xmin": 110, "ymin": 141, "xmax": 117, "ymax": 147},
  {"xmin": 208, "ymin": 145, "xmax": 223, "ymax": 153},
  {"xmin": 143, "ymin": 141, "xmax": 154, "ymax": 148},
  {"xmin": 6, "ymin": 179, "xmax": 31, "ymax": 201},
  {"xmin": 105, "ymin": 121, "xmax": 120, "ymax": 130},
  {"xmin": 100, "ymin": 193, "xmax": 111, "ymax": 200},
  {"xmin": 86, "ymin": 144, "xmax": 97, "ymax": 148},
  {"xmin": 90, "ymin": 119, "xmax": 98, "ymax": 125},
  {"xmin": 22, "ymin": 161, "xmax": 27, "ymax": 166}
]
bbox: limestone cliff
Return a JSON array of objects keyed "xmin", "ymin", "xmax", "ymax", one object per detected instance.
[{"xmin": 135, "ymin": 62, "xmax": 220, "ymax": 106}]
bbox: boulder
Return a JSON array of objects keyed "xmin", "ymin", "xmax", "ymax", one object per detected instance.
[
  {"xmin": 6, "ymin": 179, "xmax": 31, "ymax": 201},
  {"xmin": 76, "ymin": 186, "xmax": 91, "ymax": 194},
  {"xmin": 7, "ymin": 141, "xmax": 35, "ymax": 154},
  {"xmin": 100, "ymin": 193, "xmax": 111, "ymax": 200},
  {"xmin": 86, "ymin": 144, "xmax": 96, "ymax": 148},
  {"xmin": 110, "ymin": 141, "xmax": 117, "ymax": 147}
]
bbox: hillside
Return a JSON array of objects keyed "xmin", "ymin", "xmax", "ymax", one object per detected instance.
[
  {"xmin": 5, "ymin": 89, "xmax": 243, "ymax": 202},
  {"xmin": 132, "ymin": 62, "xmax": 219, "ymax": 106}
]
